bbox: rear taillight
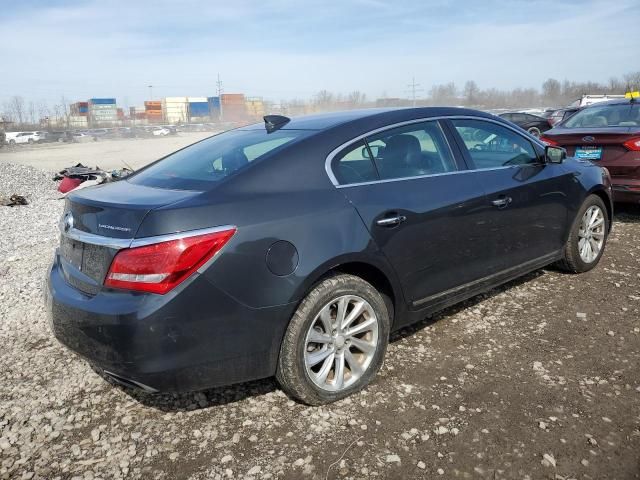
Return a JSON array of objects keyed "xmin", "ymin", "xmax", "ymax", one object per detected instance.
[
  {"xmin": 105, "ymin": 228, "xmax": 236, "ymax": 294},
  {"xmin": 539, "ymin": 136, "xmax": 559, "ymax": 146},
  {"xmin": 623, "ymin": 137, "xmax": 640, "ymax": 151}
]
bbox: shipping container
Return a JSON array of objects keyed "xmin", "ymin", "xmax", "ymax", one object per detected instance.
[
  {"xmin": 144, "ymin": 101, "xmax": 162, "ymax": 110},
  {"xmin": 164, "ymin": 97, "xmax": 188, "ymax": 103},
  {"xmin": 90, "ymin": 104, "xmax": 118, "ymax": 111},
  {"xmin": 89, "ymin": 98, "xmax": 116, "ymax": 105},
  {"xmin": 189, "ymin": 102, "xmax": 210, "ymax": 117},
  {"xmin": 187, "ymin": 96, "xmax": 207, "ymax": 103},
  {"xmin": 221, "ymin": 93, "xmax": 245, "ymax": 105}
]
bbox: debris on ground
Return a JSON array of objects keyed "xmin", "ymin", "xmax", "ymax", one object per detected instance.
[
  {"xmin": 54, "ymin": 163, "xmax": 133, "ymax": 194},
  {"xmin": 0, "ymin": 194, "xmax": 28, "ymax": 206}
]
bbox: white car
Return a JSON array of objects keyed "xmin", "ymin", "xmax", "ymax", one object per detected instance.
[
  {"xmin": 5, "ymin": 131, "xmax": 46, "ymax": 145},
  {"xmin": 148, "ymin": 126, "xmax": 170, "ymax": 137}
]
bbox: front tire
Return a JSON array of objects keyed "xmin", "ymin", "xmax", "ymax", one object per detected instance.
[
  {"xmin": 276, "ymin": 274, "xmax": 390, "ymax": 405},
  {"xmin": 556, "ymin": 194, "xmax": 609, "ymax": 273}
]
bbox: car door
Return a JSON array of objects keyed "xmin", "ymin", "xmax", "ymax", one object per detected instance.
[
  {"xmin": 330, "ymin": 119, "xmax": 499, "ymax": 308},
  {"xmin": 447, "ymin": 118, "xmax": 572, "ymax": 271}
]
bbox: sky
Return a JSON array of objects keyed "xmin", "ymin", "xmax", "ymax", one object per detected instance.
[{"xmin": 0, "ymin": 0, "xmax": 638, "ymax": 108}]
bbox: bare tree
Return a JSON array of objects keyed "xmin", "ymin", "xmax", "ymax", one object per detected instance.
[
  {"xmin": 541, "ymin": 78, "xmax": 561, "ymax": 104},
  {"xmin": 347, "ymin": 91, "xmax": 366, "ymax": 108},
  {"xmin": 463, "ymin": 80, "xmax": 479, "ymax": 106},
  {"xmin": 8, "ymin": 96, "xmax": 26, "ymax": 125},
  {"xmin": 623, "ymin": 71, "xmax": 640, "ymax": 90}
]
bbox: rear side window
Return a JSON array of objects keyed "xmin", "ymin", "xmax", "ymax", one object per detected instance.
[
  {"xmin": 129, "ymin": 129, "xmax": 310, "ymax": 190},
  {"xmin": 332, "ymin": 120, "xmax": 457, "ymax": 185},
  {"xmin": 451, "ymin": 119, "xmax": 539, "ymax": 169}
]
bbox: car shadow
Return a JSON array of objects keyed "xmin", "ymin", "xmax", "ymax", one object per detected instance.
[
  {"xmin": 613, "ymin": 203, "xmax": 640, "ymax": 224},
  {"xmin": 390, "ymin": 270, "xmax": 544, "ymax": 343},
  {"xmin": 92, "ymin": 366, "xmax": 278, "ymax": 412}
]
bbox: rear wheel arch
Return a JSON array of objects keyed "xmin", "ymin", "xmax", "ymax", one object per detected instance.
[{"xmin": 294, "ymin": 259, "xmax": 403, "ymax": 328}]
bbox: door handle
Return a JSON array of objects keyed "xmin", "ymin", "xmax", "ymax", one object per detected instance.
[
  {"xmin": 376, "ymin": 215, "xmax": 407, "ymax": 227},
  {"xmin": 491, "ymin": 196, "xmax": 512, "ymax": 208}
]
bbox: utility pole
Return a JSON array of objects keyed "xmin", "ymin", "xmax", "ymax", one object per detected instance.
[
  {"xmin": 148, "ymin": 85, "xmax": 153, "ymax": 100},
  {"xmin": 216, "ymin": 73, "xmax": 224, "ymax": 122},
  {"xmin": 406, "ymin": 77, "xmax": 423, "ymax": 107}
]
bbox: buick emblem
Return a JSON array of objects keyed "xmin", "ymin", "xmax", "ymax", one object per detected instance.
[
  {"xmin": 63, "ymin": 212, "xmax": 74, "ymax": 232},
  {"xmin": 582, "ymin": 136, "xmax": 595, "ymax": 142}
]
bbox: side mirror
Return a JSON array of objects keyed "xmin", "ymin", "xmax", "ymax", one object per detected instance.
[
  {"xmin": 545, "ymin": 145, "xmax": 566, "ymax": 164},
  {"xmin": 361, "ymin": 145, "xmax": 382, "ymax": 159}
]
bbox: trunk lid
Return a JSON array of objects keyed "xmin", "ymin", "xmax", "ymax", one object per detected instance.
[
  {"xmin": 59, "ymin": 181, "xmax": 201, "ymax": 293},
  {"xmin": 66, "ymin": 180, "xmax": 200, "ymax": 238},
  {"xmin": 543, "ymin": 127, "xmax": 640, "ymax": 176}
]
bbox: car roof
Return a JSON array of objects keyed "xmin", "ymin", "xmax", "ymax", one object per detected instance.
[
  {"xmin": 585, "ymin": 98, "xmax": 636, "ymax": 107},
  {"xmin": 242, "ymin": 107, "xmax": 497, "ymax": 132}
]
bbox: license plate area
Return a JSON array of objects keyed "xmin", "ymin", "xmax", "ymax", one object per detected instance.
[
  {"xmin": 60, "ymin": 235, "xmax": 84, "ymax": 271},
  {"xmin": 575, "ymin": 146, "xmax": 603, "ymax": 160}
]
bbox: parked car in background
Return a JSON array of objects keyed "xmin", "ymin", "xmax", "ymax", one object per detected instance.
[
  {"xmin": 88, "ymin": 128, "xmax": 109, "ymax": 139},
  {"xmin": 6, "ymin": 131, "xmax": 46, "ymax": 145},
  {"xmin": 498, "ymin": 112, "xmax": 552, "ymax": 137},
  {"xmin": 542, "ymin": 107, "xmax": 581, "ymax": 127},
  {"xmin": 570, "ymin": 94, "xmax": 626, "ymax": 108},
  {"xmin": 541, "ymin": 98, "xmax": 640, "ymax": 203},
  {"xmin": 47, "ymin": 108, "xmax": 612, "ymax": 405},
  {"xmin": 149, "ymin": 126, "xmax": 170, "ymax": 136},
  {"xmin": 44, "ymin": 131, "xmax": 69, "ymax": 143}
]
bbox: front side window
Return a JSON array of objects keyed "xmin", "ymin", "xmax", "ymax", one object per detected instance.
[
  {"xmin": 451, "ymin": 119, "xmax": 539, "ymax": 169},
  {"xmin": 129, "ymin": 129, "xmax": 310, "ymax": 190},
  {"xmin": 562, "ymin": 103, "xmax": 639, "ymax": 128}
]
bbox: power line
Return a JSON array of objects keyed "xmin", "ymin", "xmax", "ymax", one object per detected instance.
[
  {"xmin": 216, "ymin": 73, "xmax": 223, "ymax": 122},
  {"xmin": 405, "ymin": 77, "xmax": 424, "ymax": 107}
]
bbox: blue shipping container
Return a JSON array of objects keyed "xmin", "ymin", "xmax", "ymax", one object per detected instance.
[
  {"xmin": 189, "ymin": 102, "xmax": 210, "ymax": 117},
  {"xmin": 207, "ymin": 96, "xmax": 221, "ymax": 108},
  {"xmin": 79, "ymin": 106, "xmax": 88, "ymax": 113},
  {"xmin": 89, "ymin": 98, "xmax": 116, "ymax": 105}
]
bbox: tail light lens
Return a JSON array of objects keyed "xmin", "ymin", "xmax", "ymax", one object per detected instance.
[
  {"xmin": 623, "ymin": 137, "xmax": 640, "ymax": 151},
  {"xmin": 105, "ymin": 228, "xmax": 236, "ymax": 294},
  {"xmin": 539, "ymin": 136, "xmax": 559, "ymax": 146}
]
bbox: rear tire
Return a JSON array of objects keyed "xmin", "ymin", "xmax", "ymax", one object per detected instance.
[
  {"xmin": 556, "ymin": 194, "xmax": 609, "ymax": 273},
  {"xmin": 527, "ymin": 126, "xmax": 541, "ymax": 137},
  {"xmin": 276, "ymin": 274, "xmax": 390, "ymax": 405}
]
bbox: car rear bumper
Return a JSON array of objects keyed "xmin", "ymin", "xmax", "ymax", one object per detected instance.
[{"xmin": 46, "ymin": 252, "xmax": 295, "ymax": 392}]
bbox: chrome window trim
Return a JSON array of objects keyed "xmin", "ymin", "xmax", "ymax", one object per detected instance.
[
  {"xmin": 60, "ymin": 225, "xmax": 237, "ymax": 250},
  {"xmin": 325, "ymin": 114, "xmax": 546, "ymax": 187},
  {"xmin": 335, "ymin": 166, "xmax": 514, "ymax": 189}
]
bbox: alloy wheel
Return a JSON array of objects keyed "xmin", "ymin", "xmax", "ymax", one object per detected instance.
[
  {"xmin": 578, "ymin": 205, "xmax": 605, "ymax": 263},
  {"xmin": 304, "ymin": 295, "xmax": 379, "ymax": 392}
]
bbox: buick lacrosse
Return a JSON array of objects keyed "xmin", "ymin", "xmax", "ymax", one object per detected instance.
[{"xmin": 47, "ymin": 108, "xmax": 612, "ymax": 404}]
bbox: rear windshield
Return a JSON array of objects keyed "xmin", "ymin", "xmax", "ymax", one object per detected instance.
[
  {"xmin": 562, "ymin": 103, "xmax": 640, "ymax": 128},
  {"xmin": 129, "ymin": 128, "xmax": 310, "ymax": 190}
]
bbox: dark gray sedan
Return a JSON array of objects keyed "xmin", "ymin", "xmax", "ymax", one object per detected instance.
[{"xmin": 47, "ymin": 107, "xmax": 613, "ymax": 404}]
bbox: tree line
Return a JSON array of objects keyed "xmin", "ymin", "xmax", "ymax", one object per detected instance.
[{"xmin": 2, "ymin": 71, "xmax": 639, "ymax": 129}]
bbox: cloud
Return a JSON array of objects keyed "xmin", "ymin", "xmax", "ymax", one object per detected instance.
[{"xmin": 0, "ymin": 0, "xmax": 638, "ymax": 106}]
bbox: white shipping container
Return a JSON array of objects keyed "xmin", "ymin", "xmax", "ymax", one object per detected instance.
[
  {"xmin": 163, "ymin": 97, "xmax": 188, "ymax": 103},
  {"xmin": 187, "ymin": 97, "xmax": 207, "ymax": 102}
]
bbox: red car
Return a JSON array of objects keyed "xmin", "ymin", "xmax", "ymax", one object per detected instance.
[{"xmin": 541, "ymin": 98, "xmax": 640, "ymax": 203}]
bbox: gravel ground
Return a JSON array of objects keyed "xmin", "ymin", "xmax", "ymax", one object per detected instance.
[{"xmin": 1, "ymin": 162, "xmax": 639, "ymax": 480}]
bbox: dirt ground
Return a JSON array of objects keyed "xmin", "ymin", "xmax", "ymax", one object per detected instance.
[{"xmin": 0, "ymin": 142, "xmax": 639, "ymax": 479}]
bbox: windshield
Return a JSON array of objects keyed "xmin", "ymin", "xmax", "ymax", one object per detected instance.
[
  {"xmin": 129, "ymin": 128, "xmax": 310, "ymax": 190},
  {"xmin": 562, "ymin": 103, "xmax": 639, "ymax": 128}
]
